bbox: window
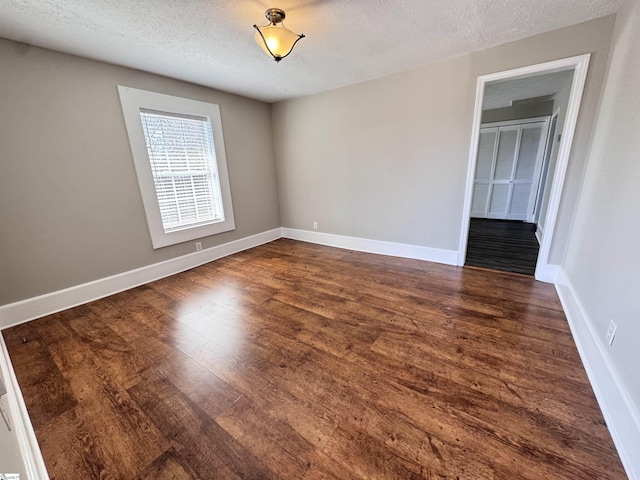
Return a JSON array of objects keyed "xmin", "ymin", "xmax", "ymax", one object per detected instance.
[
  {"xmin": 118, "ymin": 86, "xmax": 235, "ymax": 248},
  {"xmin": 139, "ymin": 110, "xmax": 224, "ymax": 232}
]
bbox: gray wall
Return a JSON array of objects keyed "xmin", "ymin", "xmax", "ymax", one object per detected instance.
[
  {"xmin": 0, "ymin": 16, "xmax": 619, "ymax": 307},
  {"xmin": 481, "ymin": 100, "xmax": 554, "ymax": 124},
  {"xmin": 272, "ymin": 16, "xmax": 615, "ymax": 261},
  {"xmin": 273, "ymin": 56, "xmax": 472, "ymax": 249},
  {"xmin": 0, "ymin": 39, "xmax": 280, "ymax": 305},
  {"xmin": 563, "ymin": 0, "xmax": 640, "ymax": 409}
]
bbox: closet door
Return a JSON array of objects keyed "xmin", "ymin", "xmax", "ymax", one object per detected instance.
[
  {"xmin": 471, "ymin": 120, "xmax": 547, "ymax": 221},
  {"xmin": 470, "ymin": 128, "xmax": 498, "ymax": 217},
  {"xmin": 487, "ymin": 126, "xmax": 519, "ymax": 218},
  {"xmin": 508, "ymin": 123, "xmax": 545, "ymax": 221}
]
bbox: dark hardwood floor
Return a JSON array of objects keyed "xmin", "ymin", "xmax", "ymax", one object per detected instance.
[
  {"xmin": 465, "ymin": 218, "xmax": 540, "ymax": 276},
  {"xmin": 2, "ymin": 239, "xmax": 626, "ymax": 479}
]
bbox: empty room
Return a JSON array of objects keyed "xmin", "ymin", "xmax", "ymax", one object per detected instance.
[{"xmin": 0, "ymin": 1, "xmax": 638, "ymax": 479}]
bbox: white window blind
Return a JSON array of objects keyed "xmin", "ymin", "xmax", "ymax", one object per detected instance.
[{"xmin": 139, "ymin": 109, "xmax": 224, "ymax": 233}]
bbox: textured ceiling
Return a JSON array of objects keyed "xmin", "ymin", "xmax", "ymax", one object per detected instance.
[
  {"xmin": 484, "ymin": 70, "xmax": 575, "ymax": 110},
  {"xmin": 0, "ymin": 0, "xmax": 620, "ymax": 103}
]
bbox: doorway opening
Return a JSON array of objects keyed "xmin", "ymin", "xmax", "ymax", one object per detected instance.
[{"xmin": 458, "ymin": 55, "xmax": 591, "ymax": 282}]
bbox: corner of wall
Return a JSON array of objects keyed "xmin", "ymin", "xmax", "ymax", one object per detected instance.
[
  {"xmin": 0, "ymin": 337, "xmax": 49, "ymax": 479},
  {"xmin": 555, "ymin": 269, "xmax": 640, "ymax": 480},
  {"xmin": 282, "ymin": 228, "xmax": 459, "ymax": 266}
]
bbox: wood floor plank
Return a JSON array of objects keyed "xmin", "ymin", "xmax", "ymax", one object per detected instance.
[
  {"xmin": 188, "ymin": 339, "xmax": 341, "ymax": 450},
  {"xmin": 36, "ymin": 407, "xmax": 116, "ymax": 480},
  {"xmin": 215, "ymin": 395, "xmax": 316, "ymax": 478},
  {"xmin": 351, "ymin": 338, "xmax": 608, "ymax": 438},
  {"xmin": 46, "ymin": 332, "xmax": 171, "ymax": 478},
  {"xmin": 2, "ymin": 238, "xmax": 626, "ymax": 479},
  {"xmin": 134, "ymin": 448, "xmax": 199, "ymax": 480},
  {"xmin": 14, "ymin": 365, "xmax": 77, "ymax": 427},
  {"xmin": 370, "ymin": 330, "xmax": 599, "ymax": 411},
  {"xmin": 3, "ymin": 319, "xmax": 78, "ymax": 427},
  {"xmin": 147, "ymin": 349, "xmax": 242, "ymax": 419},
  {"xmin": 128, "ymin": 375, "xmax": 276, "ymax": 480},
  {"xmin": 256, "ymin": 329, "xmax": 601, "ymax": 479},
  {"xmin": 64, "ymin": 310, "xmax": 156, "ymax": 389}
]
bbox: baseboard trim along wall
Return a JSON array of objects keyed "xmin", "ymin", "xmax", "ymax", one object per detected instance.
[
  {"xmin": 0, "ymin": 227, "xmax": 460, "ymax": 330},
  {"xmin": 536, "ymin": 264, "xmax": 560, "ymax": 284},
  {"xmin": 556, "ymin": 269, "xmax": 640, "ymax": 480},
  {"xmin": 0, "ymin": 337, "xmax": 49, "ymax": 479},
  {"xmin": 0, "ymin": 228, "xmax": 282, "ymax": 331},
  {"xmin": 281, "ymin": 228, "xmax": 459, "ymax": 266}
]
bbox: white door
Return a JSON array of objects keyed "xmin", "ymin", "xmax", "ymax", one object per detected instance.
[{"xmin": 471, "ymin": 119, "xmax": 548, "ymax": 222}]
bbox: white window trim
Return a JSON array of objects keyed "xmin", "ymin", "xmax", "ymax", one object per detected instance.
[{"xmin": 118, "ymin": 86, "xmax": 235, "ymax": 249}]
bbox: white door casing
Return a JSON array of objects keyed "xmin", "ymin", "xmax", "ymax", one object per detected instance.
[
  {"xmin": 457, "ymin": 53, "xmax": 591, "ymax": 283},
  {"xmin": 534, "ymin": 110, "xmax": 560, "ymax": 241}
]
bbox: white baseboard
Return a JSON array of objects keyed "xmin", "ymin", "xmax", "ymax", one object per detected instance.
[
  {"xmin": 535, "ymin": 225, "xmax": 543, "ymax": 245},
  {"xmin": 282, "ymin": 228, "xmax": 458, "ymax": 266},
  {"xmin": 0, "ymin": 227, "xmax": 459, "ymax": 329},
  {"xmin": 0, "ymin": 228, "xmax": 282, "ymax": 330},
  {"xmin": 0, "ymin": 336, "xmax": 49, "ymax": 479},
  {"xmin": 535, "ymin": 263, "xmax": 560, "ymax": 283},
  {"xmin": 555, "ymin": 269, "xmax": 640, "ymax": 480}
]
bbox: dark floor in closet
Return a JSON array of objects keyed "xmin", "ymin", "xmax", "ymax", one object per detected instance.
[{"xmin": 465, "ymin": 218, "xmax": 540, "ymax": 276}]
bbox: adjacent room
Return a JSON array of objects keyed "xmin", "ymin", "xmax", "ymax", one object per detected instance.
[
  {"xmin": 0, "ymin": 1, "xmax": 638, "ymax": 479},
  {"xmin": 465, "ymin": 70, "xmax": 575, "ymax": 276}
]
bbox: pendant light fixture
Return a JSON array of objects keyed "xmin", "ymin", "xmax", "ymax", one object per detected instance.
[{"xmin": 253, "ymin": 8, "xmax": 305, "ymax": 62}]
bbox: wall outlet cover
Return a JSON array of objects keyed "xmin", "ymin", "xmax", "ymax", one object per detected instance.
[{"xmin": 605, "ymin": 319, "xmax": 617, "ymax": 346}]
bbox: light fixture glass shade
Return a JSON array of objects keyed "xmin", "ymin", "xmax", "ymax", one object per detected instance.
[
  {"xmin": 253, "ymin": 9, "xmax": 305, "ymax": 62},
  {"xmin": 254, "ymin": 25, "xmax": 302, "ymax": 60}
]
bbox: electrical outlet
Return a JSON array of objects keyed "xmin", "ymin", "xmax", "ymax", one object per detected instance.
[
  {"xmin": 605, "ymin": 319, "xmax": 617, "ymax": 346},
  {"xmin": 195, "ymin": 241, "xmax": 202, "ymax": 252},
  {"xmin": 313, "ymin": 221, "xmax": 318, "ymax": 230}
]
